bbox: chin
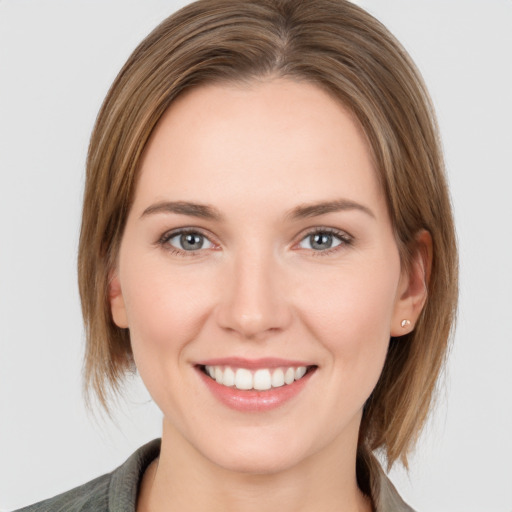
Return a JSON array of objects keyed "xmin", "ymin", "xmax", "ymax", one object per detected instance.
[
  {"xmin": 209, "ymin": 448, "xmax": 305, "ymax": 476},
  {"xmin": 196, "ymin": 429, "xmax": 314, "ymax": 476}
]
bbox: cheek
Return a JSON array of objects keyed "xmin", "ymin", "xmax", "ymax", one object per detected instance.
[
  {"xmin": 120, "ymin": 256, "xmax": 216, "ymax": 361},
  {"xmin": 296, "ymin": 255, "xmax": 400, "ymax": 379},
  {"xmin": 120, "ymin": 257, "xmax": 220, "ymax": 416}
]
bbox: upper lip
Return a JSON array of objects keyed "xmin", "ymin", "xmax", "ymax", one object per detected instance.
[{"xmin": 195, "ymin": 357, "xmax": 315, "ymax": 370}]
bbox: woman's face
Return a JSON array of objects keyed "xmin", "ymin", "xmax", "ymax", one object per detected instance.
[{"xmin": 110, "ymin": 79, "xmax": 414, "ymax": 474}]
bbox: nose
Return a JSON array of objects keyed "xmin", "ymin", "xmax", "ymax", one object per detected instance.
[{"xmin": 215, "ymin": 248, "xmax": 292, "ymax": 340}]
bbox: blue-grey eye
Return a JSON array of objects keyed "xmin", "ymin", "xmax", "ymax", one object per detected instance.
[
  {"xmin": 299, "ymin": 232, "xmax": 344, "ymax": 251},
  {"xmin": 167, "ymin": 232, "xmax": 214, "ymax": 251}
]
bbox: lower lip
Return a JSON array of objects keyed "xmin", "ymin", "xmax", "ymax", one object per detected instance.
[{"xmin": 197, "ymin": 368, "xmax": 315, "ymax": 412}]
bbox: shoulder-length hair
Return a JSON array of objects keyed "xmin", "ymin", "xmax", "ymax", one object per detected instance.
[{"xmin": 78, "ymin": 0, "xmax": 458, "ymax": 468}]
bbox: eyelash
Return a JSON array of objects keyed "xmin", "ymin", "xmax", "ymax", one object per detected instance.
[
  {"xmin": 156, "ymin": 227, "xmax": 353, "ymax": 257},
  {"xmin": 157, "ymin": 228, "xmax": 216, "ymax": 257},
  {"xmin": 298, "ymin": 227, "xmax": 353, "ymax": 257}
]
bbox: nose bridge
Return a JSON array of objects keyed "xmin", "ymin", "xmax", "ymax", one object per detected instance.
[{"xmin": 216, "ymin": 240, "xmax": 290, "ymax": 339}]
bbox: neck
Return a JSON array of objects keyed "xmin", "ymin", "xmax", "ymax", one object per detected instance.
[{"xmin": 137, "ymin": 420, "xmax": 372, "ymax": 512}]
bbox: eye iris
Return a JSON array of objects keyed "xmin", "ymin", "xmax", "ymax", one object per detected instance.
[
  {"xmin": 180, "ymin": 233, "xmax": 203, "ymax": 250},
  {"xmin": 310, "ymin": 233, "xmax": 333, "ymax": 250}
]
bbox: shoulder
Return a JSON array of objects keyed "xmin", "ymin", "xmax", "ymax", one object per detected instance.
[
  {"xmin": 14, "ymin": 473, "xmax": 110, "ymax": 512},
  {"xmin": 14, "ymin": 439, "xmax": 161, "ymax": 512},
  {"xmin": 375, "ymin": 470, "xmax": 417, "ymax": 512},
  {"xmin": 358, "ymin": 450, "xmax": 417, "ymax": 512}
]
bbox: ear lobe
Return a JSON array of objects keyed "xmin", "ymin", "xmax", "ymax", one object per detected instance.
[
  {"xmin": 109, "ymin": 270, "xmax": 129, "ymax": 328},
  {"xmin": 391, "ymin": 230, "xmax": 432, "ymax": 337}
]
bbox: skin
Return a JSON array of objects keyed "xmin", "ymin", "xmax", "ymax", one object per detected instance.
[{"xmin": 110, "ymin": 79, "xmax": 429, "ymax": 512}]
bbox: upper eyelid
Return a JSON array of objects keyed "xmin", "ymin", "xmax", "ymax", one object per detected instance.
[
  {"xmin": 295, "ymin": 226, "xmax": 353, "ymax": 243},
  {"xmin": 159, "ymin": 226, "xmax": 216, "ymax": 242}
]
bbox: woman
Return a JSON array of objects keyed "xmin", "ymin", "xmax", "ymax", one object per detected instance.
[{"xmin": 15, "ymin": 0, "xmax": 457, "ymax": 510}]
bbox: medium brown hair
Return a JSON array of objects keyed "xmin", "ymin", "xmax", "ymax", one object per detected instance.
[{"xmin": 78, "ymin": 0, "xmax": 458, "ymax": 467}]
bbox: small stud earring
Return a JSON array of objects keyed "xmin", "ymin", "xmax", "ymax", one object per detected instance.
[{"xmin": 401, "ymin": 319, "xmax": 411, "ymax": 328}]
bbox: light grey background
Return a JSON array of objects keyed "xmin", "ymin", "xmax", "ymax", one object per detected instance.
[{"xmin": 1, "ymin": 1, "xmax": 511, "ymax": 511}]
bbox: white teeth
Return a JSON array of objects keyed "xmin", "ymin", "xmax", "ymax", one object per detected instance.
[
  {"xmin": 253, "ymin": 369, "xmax": 272, "ymax": 390},
  {"xmin": 235, "ymin": 368, "xmax": 253, "ymax": 390},
  {"xmin": 271, "ymin": 368, "xmax": 285, "ymax": 388},
  {"xmin": 295, "ymin": 366, "xmax": 307, "ymax": 380},
  {"xmin": 223, "ymin": 367, "xmax": 235, "ymax": 387},
  {"xmin": 284, "ymin": 367, "xmax": 295, "ymax": 385},
  {"xmin": 204, "ymin": 365, "xmax": 310, "ymax": 390}
]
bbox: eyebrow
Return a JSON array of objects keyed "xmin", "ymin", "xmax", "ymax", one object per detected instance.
[
  {"xmin": 140, "ymin": 198, "xmax": 375, "ymax": 222},
  {"xmin": 141, "ymin": 201, "xmax": 223, "ymax": 221},
  {"xmin": 286, "ymin": 199, "xmax": 376, "ymax": 220}
]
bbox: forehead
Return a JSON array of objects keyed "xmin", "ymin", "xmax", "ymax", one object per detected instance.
[{"xmin": 134, "ymin": 78, "xmax": 385, "ymax": 218}]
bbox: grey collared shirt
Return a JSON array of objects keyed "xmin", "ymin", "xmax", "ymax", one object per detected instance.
[{"xmin": 15, "ymin": 439, "xmax": 415, "ymax": 512}]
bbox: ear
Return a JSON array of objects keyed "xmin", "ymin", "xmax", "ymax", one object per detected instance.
[
  {"xmin": 109, "ymin": 269, "xmax": 129, "ymax": 329},
  {"xmin": 390, "ymin": 230, "xmax": 432, "ymax": 337}
]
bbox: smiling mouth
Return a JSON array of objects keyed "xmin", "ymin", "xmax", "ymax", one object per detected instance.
[{"xmin": 199, "ymin": 365, "xmax": 317, "ymax": 391}]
